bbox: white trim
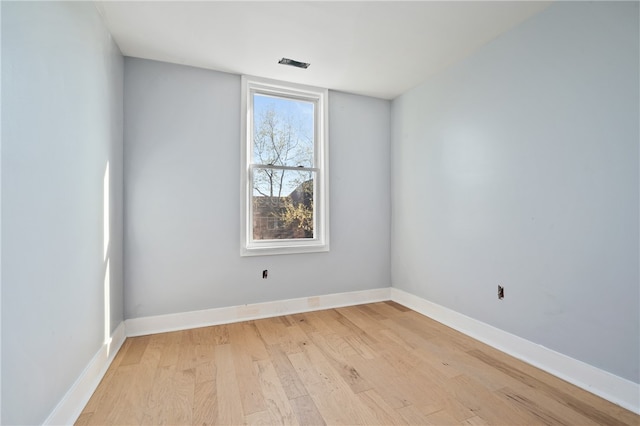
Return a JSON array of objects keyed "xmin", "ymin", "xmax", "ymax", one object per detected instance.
[
  {"xmin": 43, "ymin": 322, "xmax": 127, "ymax": 425},
  {"xmin": 125, "ymin": 288, "xmax": 390, "ymax": 337},
  {"xmin": 240, "ymin": 75, "xmax": 330, "ymax": 257},
  {"xmin": 390, "ymin": 288, "xmax": 640, "ymax": 414}
]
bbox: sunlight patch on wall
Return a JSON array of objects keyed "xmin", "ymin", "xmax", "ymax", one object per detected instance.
[{"xmin": 103, "ymin": 162, "xmax": 111, "ymax": 346}]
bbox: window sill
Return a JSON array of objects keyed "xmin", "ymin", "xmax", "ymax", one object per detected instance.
[{"xmin": 241, "ymin": 242, "xmax": 330, "ymax": 257}]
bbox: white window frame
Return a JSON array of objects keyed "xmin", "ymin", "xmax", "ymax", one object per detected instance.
[{"xmin": 240, "ymin": 76, "xmax": 329, "ymax": 256}]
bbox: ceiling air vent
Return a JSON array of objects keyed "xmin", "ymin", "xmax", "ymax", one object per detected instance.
[{"xmin": 278, "ymin": 58, "xmax": 310, "ymax": 69}]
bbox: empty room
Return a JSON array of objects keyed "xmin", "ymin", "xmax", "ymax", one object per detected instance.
[{"xmin": 2, "ymin": 1, "xmax": 639, "ymax": 424}]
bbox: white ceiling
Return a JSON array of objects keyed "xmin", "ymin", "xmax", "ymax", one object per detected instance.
[{"xmin": 95, "ymin": 1, "xmax": 551, "ymax": 100}]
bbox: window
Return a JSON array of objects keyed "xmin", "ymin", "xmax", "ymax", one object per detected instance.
[{"xmin": 241, "ymin": 76, "xmax": 329, "ymax": 256}]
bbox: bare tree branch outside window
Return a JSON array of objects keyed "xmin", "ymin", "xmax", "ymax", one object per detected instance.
[{"xmin": 252, "ymin": 94, "xmax": 315, "ymax": 240}]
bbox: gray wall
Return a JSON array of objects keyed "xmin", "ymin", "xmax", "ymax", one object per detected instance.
[
  {"xmin": 1, "ymin": 2, "xmax": 124, "ymax": 424},
  {"xmin": 391, "ymin": 1, "xmax": 639, "ymax": 383},
  {"xmin": 124, "ymin": 58, "xmax": 391, "ymax": 319}
]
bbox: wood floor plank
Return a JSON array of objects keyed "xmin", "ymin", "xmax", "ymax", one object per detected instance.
[
  {"xmin": 141, "ymin": 332, "xmax": 167, "ymax": 367},
  {"xmin": 380, "ymin": 315, "xmax": 440, "ymax": 350},
  {"xmin": 289, "ymin": 395, "xmax": 326, "ymax": 426},
  {"xmin": 73, "ymin": 412, "xmax": 93, "ymax": 426},
  {"xmin": 156, "ymin": 331, "xmax": 182, "ymax": 368},
  {"xmin": 206, "ymin": 323, "xmax": 230, "ymax": 345},
  {"xmin": 194, "ymin": 358, "xmax": 216, "ymax": 385},
  {"xmin": 165, "ymin": 367, "xmax": 195, "ymax": 425},
  {"xmin": 308, "ymin": 332, "xmax": 373, "ymax": 393},
  {"xmin": 229, "ymin": 336, "xmax": 266, "ymax": 415},
  {"xmin": 228, "ymin": 321, "xmax": 272, "ymax": 415},
  {"xmin": 214, "ymin": 343, "xmax": 245, "ymax": 425},
  {"xmin": 383, "ymin": 300, "xmax": 411, "ymax": 312},
  {"xmin": 175, "ymin": 330, "xmax": 199, "ymax": 371},
  {"xmin": 254, "ymin": 359, "xmax": 298, "ymax": 425},
  {"xmin": 356, "ymin": 303, "xmax": 388, "ymax": 321},
  {"xmin": 343, "ymin": 333, "xmax": 377, "ymax": 360},
  {"xmin": 193, "ymin": 380, "xmax": 217, "ymax": 425},
  {"xmin": 358, "ymin": 389, "xmax": 408, "ymax": 425},
  {"xmin": 228, "ymin": 321, "xmax": 269, "ymax": 361},
  {"xmin": 254, "ymin": 316, "xmax": 290, "ymax": 346},
  {"xmin": 290, "ymin": 342, "xmax": 380, "ymax": 425},
  {"xmin": 366, "ymin": 301, "xmax": 407, "ymax": 319},
  {"xmin": 444, "ymin": 374, "xmax": 539, "ymax": 424},
  {"xmin": 496, "ymin": 385, "xmax": 598, "ymax": 425},
  {"xmin": 287, "ymin": 350, "xmax": 322, "ymax": 386},
  {"xmin": 84, "ymin": 365, "xmax": 139, "ymax": 425},
  {"xmin": 279, "ymin": 324, "xmax": 310, "ymax": 354},
  {"xmin": 119, "ymin": 335, "xmax": 151, "ymax": 366},
  {"xmin": 335, "ymin": 305, "xmax": 382, "ymax": 333},
  {"xmin": 287, "ymin": 312, "xmax": 330, "ymax": 335},
  {"xmin": 312, "ymin": 309, "xmax": 360, "ymax": 336},
  {"xmin": 358, "ymin": 353, "xmax": 473, "ymax": 420},
  {"xmin": 266, "ymin": 344, "xmax": 309, "ymax": 400},
  {"xmin": 461, "ymin": 415, "xmax": 490, "ymax": 425},
  {"xmin": 278, "ymin": 314, "xmax": 296, "ymax": 327},
  {"xmin": 333, "ymin": 309, "xmax": 379, "ymax": 347},
  {"xmin": 287, "ymin": 312, "xmax": 309, "ymax": 328},
  {"xmin": 417, "ymin": 343, "xmax": 522, "ymax": 390},
  {"xmin": 468, "ymin": 348, "xmax": 635, "ymax": 425},
  {"xmin": 144, "ymin": 365, "xmax": 177, "ymax": 423},
  {"xmin": 425, "ymin": 408, "xmax": 468, "ymax": 425},
  {"xmin": 79, "ymin": 338, "xmax": 134, "ymax": 418},
  {"xmin": 78, "ymin": 373, "xmax": 113, "ymax": 417},
  {"xmin": 396, "ymin": 404, "xmax": 432, "ymax": 424},
  {"xmin": 77, "ymin": 304, "xmax": 639, "ymax": 425},
  {"xmin": 371, "ymin": 327, "xmax": 415, "ymax": 353},
  {"xmin": 335, "ymin": 353, "xmax": 415, "ymax": 410},
  {"xmin": 386, "ymin": 312, "xmax": 442, "ymax": 340},
  {"xmin": 411, "ymin": 346, "xmax": 465, "ymax": 380},
  {"xmin": 312, "ymin": 331, "xmax": 359, "ymax": 359},
  {"xmin": 111, "ymin": 350, "xmax": 161, "ymax": 424},
  {"xmin": 244, "ymin": 410, "xmax": 274, "ymax": 425}
]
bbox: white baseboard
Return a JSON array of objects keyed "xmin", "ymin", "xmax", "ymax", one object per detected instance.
[
  {"xmin": 43, "ymin": 322, "xmax": 127, "ymax": 425},
  {"xmin": 125, "ymin": 287, "xmax": 392, "ymax": 337},
  {"xmin": 390, "ymin": 288, "xmax": 640, "ymax": 414}
]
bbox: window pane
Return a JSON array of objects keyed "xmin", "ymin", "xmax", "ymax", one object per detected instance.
[
  {"xmin": 253, "ymin": 93, "xmax": 314, "ymax": 167},
  {"xmin": 252, "ymin": 168, "xmax": 315, "ymax": 240}
]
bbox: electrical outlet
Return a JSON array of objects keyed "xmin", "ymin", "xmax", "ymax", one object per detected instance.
[
  {"xmin": 262, "ymin": 269, "xmax": 268, "ymax": 279},
  {"xmin": 498, "ymin": 285, "xmax": 504, "ymax": 300}
]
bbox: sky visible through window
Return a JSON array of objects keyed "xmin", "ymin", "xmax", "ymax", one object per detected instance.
[
  {"xmin": 252, "ymin": 93, "xmax": 315, "ymax": 197},
  {"xmin": 253, "ymin": 93, "xmax": 314, "ymax": 144}
]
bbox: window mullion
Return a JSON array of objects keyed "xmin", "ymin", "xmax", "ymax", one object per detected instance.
[{"xmin": 250, "ymin": 164, "xmax": 319, "ymax": 173}]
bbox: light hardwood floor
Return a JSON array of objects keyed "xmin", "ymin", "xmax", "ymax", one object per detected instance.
[{"xmin": 76, "ymin": 302, "xmax": 639, "ymax": 425}]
